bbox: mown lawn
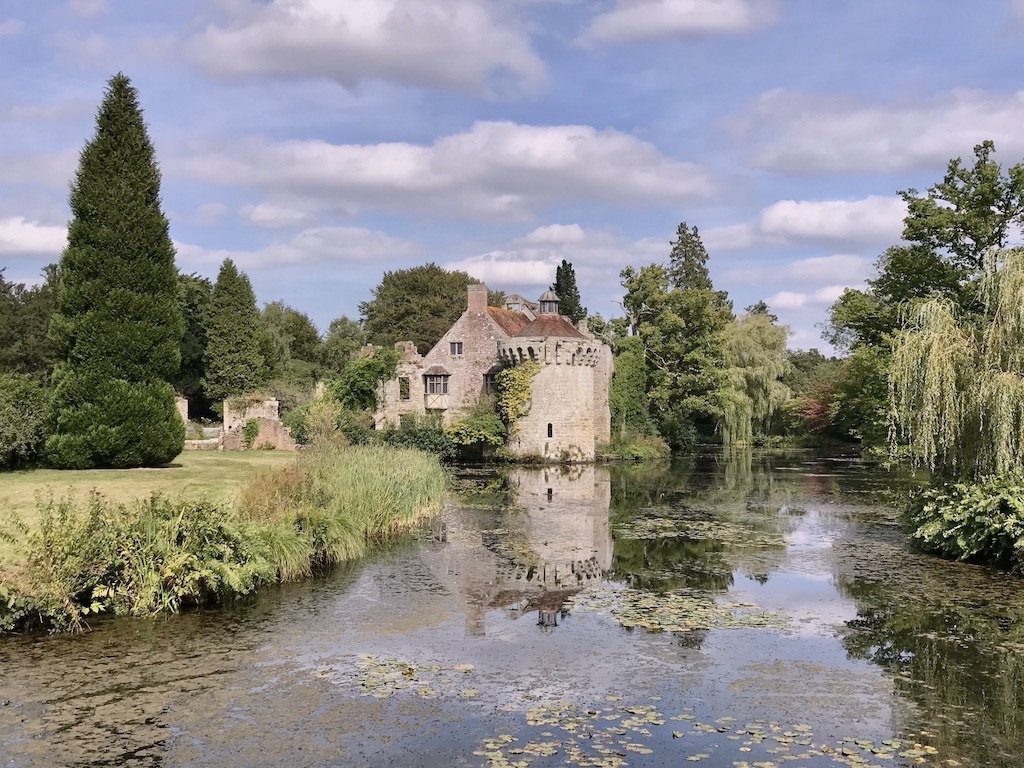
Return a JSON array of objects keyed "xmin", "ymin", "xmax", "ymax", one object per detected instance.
[{"xmin": 0, "ymin": 451, "xmax": 298, "ymax": 565}]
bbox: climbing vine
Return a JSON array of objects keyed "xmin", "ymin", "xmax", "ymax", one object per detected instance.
[
  {"xmin": 496, "ymin": 361, "xmax": 541, "ymax": 430},
  {"xmin": 243, "ymin": 418, "xmax": 260, "ymax": 449}
]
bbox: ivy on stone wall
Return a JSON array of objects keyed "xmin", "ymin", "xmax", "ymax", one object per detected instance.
[
  {"xmin": 496, "ymin": 361, "xmax": 541, "ymax": 432},
  {"xmin": 243, "ymin": 418, "xmax": 260, "ymax": 449}
]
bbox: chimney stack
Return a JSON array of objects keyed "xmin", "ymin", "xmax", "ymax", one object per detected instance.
[{"xmin": 467, "ymin": 283, "xmax": 487, "ymax": 314}]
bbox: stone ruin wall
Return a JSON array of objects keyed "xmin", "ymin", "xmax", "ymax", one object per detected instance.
[
  {"xmin": 200, "ymin": 397, "xmax": 300, "ymax": 452},
  {"xmin": 223, "ymin": 397, "xmax": 282, "ymax": 434},
  {"xmin": 175, "ymin": 397, "xmax": 189, "ymax": 425},
  {"xmin": 375, "ymin": 291, "xmax": 506, "ymax": 429}
]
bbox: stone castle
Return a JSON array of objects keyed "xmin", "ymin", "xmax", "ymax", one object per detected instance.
[{"xmin": 374, "ymin": 284, "xmax": 612, "ymax": 461}]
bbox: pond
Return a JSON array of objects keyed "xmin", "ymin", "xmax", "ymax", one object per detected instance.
[{"xmin": 2, "ymin": 451, "xmax": 1023, "ymax": 767}]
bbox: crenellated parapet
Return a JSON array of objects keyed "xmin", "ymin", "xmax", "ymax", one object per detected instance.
[{"xmin": 498, "ymin": 338, "xmax": 602, "ymax": 367}]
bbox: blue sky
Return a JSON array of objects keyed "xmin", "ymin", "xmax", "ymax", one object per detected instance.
[{"xmin": 2, "ymin": 0, "xmax": 1023, "ymax": 351}]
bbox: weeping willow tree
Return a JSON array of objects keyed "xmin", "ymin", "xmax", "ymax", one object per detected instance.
[
  {"xmin": 719, "ymin": 311, "xmax": 791, "ymax": 445},
  {"xmin": 890, "ymin": 248, "xmax": 1024, "ymax": 479}
]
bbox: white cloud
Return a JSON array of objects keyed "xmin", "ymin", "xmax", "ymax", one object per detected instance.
[
  {"xmin": 523, "ymin": 223, "xmax": 587, "ymax": 245},
  {"xmin": 175, "ymin": 226, "xmax": 416, "ymax": 270},
  {"xmin": 0, "ymin": 217, "xmax": 67, "ymax": 256},
  {"xmin": 0, "ymin": 19, "xmax": 25, "ymax": 36},
  {"xmin": 446, "ymin": 255, "xmax": 555, "ymax": 286},
  {"xmin": 240, "ymin": 202, "xmax": 315, "ymax": 229},
  {"xmin": 723, "ymin": 254, "xmax": 872, "ymax": 286},
  {"xmin": 758, "ymin": 196, "xmax": 906, "ymax": 242},
  {"xmin": 190, "ymin": 0, "xmax": 546, "ymax": 96},
  {"xmin": 69, "ymin": 0, "xmax": 108, "ymax": 17},
  {"xmin": 743, "ymin": 88, "xmax": 1024, "ymax": 173},
  {"xmin": 445, "ymin": 223, "xmax": 664, "ymax": 289},
  {"xmin": 767, "ymin": 285, "xmax": 851, "ymax": 310},
  {"xmin": 579, "ymin": 0, "xmax": 776, "ymax": 45},
  {"xmin": 704, "ymin": 195, "xmax": 906, "ymax": 251},
  {"xmin": 179, "ymin": 121, "xmax": 713, "ymax": 219}
]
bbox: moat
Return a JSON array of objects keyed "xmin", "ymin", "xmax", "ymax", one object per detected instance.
[{"xmin": 2, "ymin": 451, "xmax": 1023, "ymax": 767}]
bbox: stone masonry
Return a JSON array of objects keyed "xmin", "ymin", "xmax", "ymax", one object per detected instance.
[{"xmin": 375, "ymin": 284, "xmax": 612, "ymax": 461}]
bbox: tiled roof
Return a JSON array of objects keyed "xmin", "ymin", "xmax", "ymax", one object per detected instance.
[
  {"xmin": 513, "ymin": 314, "xmax": 586, "ymax": 339},
  {"xmin": 487, "ymin": 306, "xmax": 532, "ymax": 336},
  {"xmin": 423, "ymin": 364, "xmax": 450, "ymax": 376}
]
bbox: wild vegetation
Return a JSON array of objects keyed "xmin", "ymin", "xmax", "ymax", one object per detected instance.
[{"xmin": 0, "ymin": 444, "xmax": 446, "ymax": 632}]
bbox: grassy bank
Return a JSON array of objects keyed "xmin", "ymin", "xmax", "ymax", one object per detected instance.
[
  {"xmin": 0, "ymin": 452, "xmax": 296, "ymax": 565},
  {"xmin": 0, "ymin": 446, "xmax": 447, "ymax": 632}
]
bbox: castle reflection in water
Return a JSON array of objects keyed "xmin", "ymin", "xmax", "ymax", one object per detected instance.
[{"xmin": 420, "ymin": 465, "xmax": 612, "ymax": 635}]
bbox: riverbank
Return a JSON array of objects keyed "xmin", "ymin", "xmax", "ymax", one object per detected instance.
[
  {"xmin": 0, "ymin": 452, "xmax": 296, "ymax": 552},
  {"xmin": 0, "ymin": 445, "xmax": 447, "ymax": 632}
]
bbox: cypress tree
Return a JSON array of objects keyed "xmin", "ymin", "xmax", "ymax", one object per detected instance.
[
  {"xmin": 47, "ymin": 74, "xmax": 184, "ymax": 469},
  {"xmin": 551, "ymin": 260, "xmax": 587, "ymax": 324},
  {"xmin": 202, "ymin": 259, "xmax": 268, "ymax": 407}
]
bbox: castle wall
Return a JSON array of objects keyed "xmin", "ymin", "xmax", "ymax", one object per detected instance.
[
  {"xmin": 592, "ymin": 343, "xmax": 613, "ymax": 447},
  {"xmin": 502, "ymin": 338, "xmax": 598, "ymax": 461}
]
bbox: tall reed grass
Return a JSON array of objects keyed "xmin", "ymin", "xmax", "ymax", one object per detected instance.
[
  {"xmin": 1, "ymin": 444, "xmax": 447, "ymax": 632},
  {"xmin": 239, "ymin": 444, "xmax": 447, "ymax": 580}
]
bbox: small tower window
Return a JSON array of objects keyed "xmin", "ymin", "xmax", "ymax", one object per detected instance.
[{"xmin": 547, "ymin": 423, "xmax": 553, "ymax": 438}]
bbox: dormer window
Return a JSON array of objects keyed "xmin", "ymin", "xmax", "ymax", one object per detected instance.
[{"xmin": 538, "ymin": 289, "xmax": 560, "ymax": 315}]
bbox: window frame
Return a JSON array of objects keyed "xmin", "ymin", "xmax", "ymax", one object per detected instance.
[{"xmin": 425, "ymin": 374, "xmax": 449, "ymax": 395}]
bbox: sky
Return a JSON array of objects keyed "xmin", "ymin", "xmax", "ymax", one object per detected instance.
[{"xmin": 1, "ymin": 0, "xmax": 1023, "ymax": 352}]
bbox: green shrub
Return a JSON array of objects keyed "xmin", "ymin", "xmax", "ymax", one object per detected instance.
[
  {"xmin": 445, "ymin": 397, "xmax": 507, "ymax": 459},
  {"xmin": 907, "ymin": 475, "xmax": 1024, "ymax": 570},
  {"xmin": 603, "ymin": 432, "xmax": 671, "ymax": 461},
  {"xmin": 6, "ymin": 494, "xmax": 273, "ymax": 632},
  {"xmin": 0, "ymin": 373, "xmax": 48, "ymax": 469},
  {"xmin": 328, "ymin": 348, "xmax": 399, "ymax": 411},
  {"xmin": 377, "ymin": 415, "xmax": 457, "ymax": 462},
  {"xmin": 243, "ymin": 418, "xmax": 260, "ymax": 449},
  {"xmin": 47, "ymin": 375, "xmax": 185, "ymax": 469}
]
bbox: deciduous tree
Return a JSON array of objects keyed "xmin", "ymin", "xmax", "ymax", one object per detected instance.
[{"xmin": 360, "ymin": 263, "xmax": 503, "ymax": 354}]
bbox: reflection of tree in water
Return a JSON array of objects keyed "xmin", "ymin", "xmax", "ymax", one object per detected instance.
[
  {"xmin": 838, "ymin": 543, "xmax": 1024, "ymax": 768},
  {"xmin": 607, "ymin": 451, "xmax": 795, "ymax": 591},
  {"xmin": 611, "ymin": 536, "xmax": 735, "ymax": 592}
]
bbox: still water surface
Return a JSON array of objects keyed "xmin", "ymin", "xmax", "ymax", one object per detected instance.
[{"xmin": 2, "ymin": 452, "xmax": 1023, "ymax": 767}]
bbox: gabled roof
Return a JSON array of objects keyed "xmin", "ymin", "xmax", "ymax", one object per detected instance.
[
  {"xmin": 423, "ymin": 364, "xmax": 450, "ymax": 376},
  {"xmin": 487, "ymin": 306, "xmax": 532, "ymax": 336},
  {"xmin": 513, "ymin": 315, "xmax": 586, "ymax": 339}
]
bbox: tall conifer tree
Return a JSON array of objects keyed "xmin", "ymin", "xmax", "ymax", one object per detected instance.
[
  {"xmin": 47, "ymin": 74, "xmax": 184, "ymax": 468},
  {"xmin": 202, "ymin": 259, "xmax": 268, "ymax": 406},
  {"xmin": 551, "ymin": 260, "xmax": 587, "ymax": 324}
]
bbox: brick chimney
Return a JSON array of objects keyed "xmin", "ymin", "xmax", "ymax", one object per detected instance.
[{"xmin": 467, "ymin": 283, "xmax": 488, "ymax": 314}]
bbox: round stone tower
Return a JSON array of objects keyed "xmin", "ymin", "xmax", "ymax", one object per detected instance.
[{"xmin": 498, "ymin": 291, "xmax": 604, "ymax": 461}]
